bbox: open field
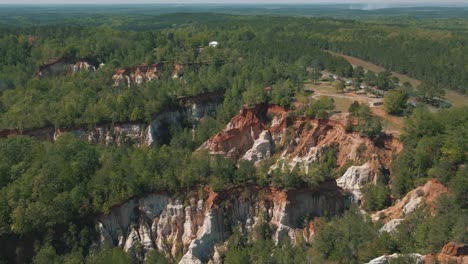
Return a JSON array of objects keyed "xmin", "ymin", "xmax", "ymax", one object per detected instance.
[
  {"xmin": 305, "ymin": 81, "xmax": 403, "ymax": 133},
  {"xmin": 328, "ymin": 51, "xmax": 468, "ymax": 107}
]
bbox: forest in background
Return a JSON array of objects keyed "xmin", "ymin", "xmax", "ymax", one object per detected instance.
[{"xmin": 0, "ymin": 7, "xmax": 466, "ymax": 264}]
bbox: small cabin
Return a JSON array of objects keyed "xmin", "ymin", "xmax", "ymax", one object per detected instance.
[{"xmin": 209, "ymin": 41, "xmax": 219, "ymax": 48}]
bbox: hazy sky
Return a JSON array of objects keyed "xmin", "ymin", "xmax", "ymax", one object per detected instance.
[{"xmin": 0, "ymin": 0, "xmax": 467, "ymax": 5}]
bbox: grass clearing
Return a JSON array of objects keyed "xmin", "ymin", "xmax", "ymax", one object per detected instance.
[
  {"xmin": 323, "ymin": 95, "xmax": 354, "ymax": 113},
  {"xmin": 445, "ymin": 90, "xmax": 468, "ymax": 107},
  {"xmin": 305, "ymin": 81, "xmax": 336, "ymax": 93},
  {"xmin": 328, "ymin": 51, "xmax": 467, "ymax": 107}
]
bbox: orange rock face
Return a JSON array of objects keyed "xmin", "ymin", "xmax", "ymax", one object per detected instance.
[
  {"xmin": 424, "ymin": 242, "xmax": 468, "ymax": 264},
  {"xmin": 202, "ymin": 104, "xmax": 270, "ymax": 159},
  {"xmin": 200, "ymin": 104, "xmax": 400, "ymax": 170},
  {"xmin": 372, "ymin": 179, "xmax": 448, "ymax": 224},
  {"xmin": 441, "ymin": 242, "xmax": 468, "ymax": 257},
  {"xmin": 172, "ymin": 63, "xmax": 185, "ymax": 78}
]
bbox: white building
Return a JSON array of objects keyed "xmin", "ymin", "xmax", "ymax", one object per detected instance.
[{"xmin": 209, "ymin": 41, "xmax": 219, "ymax": 47}]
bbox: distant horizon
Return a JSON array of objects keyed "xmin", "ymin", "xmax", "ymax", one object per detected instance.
[{"xmin": 1, "ymin": 1, "xmax": 468, "ymax": 8}]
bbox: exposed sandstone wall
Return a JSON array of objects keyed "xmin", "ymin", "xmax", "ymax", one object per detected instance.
[
  {"xmin": 336, "ymin": 154, "xmax": 383, "ymax": 202},
  {"xmin": 427, "ymin": 242, "xmax": 468, "ymax": 264},
  {"xmin": 53, "ymin": 103, "xmax": 217, "ymax": 146},
  {"xmin": 199, "ymin": 104, "xmax": 270, "ymax": 160},
  {"xmin": 37, "ymin": 58, "xmax": 97, "ymax": 78},
  {"xmin": 241, "ymin": 130, "xmax": 273, "ymax": 165},
  {"xmin": 1, "ymin": 94, "xmax": 220, "ymax": 146},
  {"xmin": 366, "ymin": 253, "xmax": 424, "ymax": 264},
  {"xmin": 113, "ymin": 64, "xmax": 159, "ymax": 87},
  {"xmin": 200, "ymin": 104, "xmax": 399, "ymax": 173},
  {"xmin": 372, "ymin": 179, "xmax": 448, "ymax": 233},
  {"xmin": 112, "ymin": 62, "xmax": 204, "ymax": 87},
  {"xmin": 95, "ymin": 184, "xmax": 345, "ymax": 263}
]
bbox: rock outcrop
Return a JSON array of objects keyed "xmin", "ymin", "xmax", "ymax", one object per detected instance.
[
  {"xmin": 241, "ymin": 130, "xmax": 273, "ymax": 165},
  {"xmin": 366, "ymin": 253, "xmax": 424, "ymax": 264},
  {"xmin": 37, "ymin": 58, "xmax": 98, "ymax": 78},
  {"xmin": 431, "ymin": 242, "xmax": 468, "ymax": 264},
  {"xmin": 54, "ymin": 102, "xmax": 216, "ymax": 146},
  {"xmin": 172, "ymin": 64, "xmax": 185, "ymax": 79},
  {"xmin": 0, "ymin": 92, "xmax": 221, "ymax": 146},
  {"xmin": 199, "ymin": 104, "xmax": 271, "ymax": 160},
  {"xmin": 336, "ymin": 154, "xmax": 383, "ymax": 202},
  {"xmin": 113, "ymin": 64, "xmax": 159, "ymax": 87},
  {"xmin": 372, "ymin": 180, "xmax": 448, "ymax": 233},
  {"xmin": 200, "ymin": 104, "xmax": 399, "ymax": 171},
  {"xmin": 95, "ymin": 183, "xmax": 345, "ymax": 263},
  {"xmin": 369, "ymin": 242, "xmax": 468, "ymax": 264},
  {"xmin": 440, "ymin": 242, "xmax": 468, "ymax": 258}
]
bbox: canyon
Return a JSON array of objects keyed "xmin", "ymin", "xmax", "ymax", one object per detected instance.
[
  {"xmin": 0, "ymin": 92, "xmax": 222, "ymax": 146},
  {"xmin": 35, "ymin": 56, "xmax": 202, "ymax": 87},
  {"xmin": 91, "ymin": 104, "xmax": 465, "ymax": 263},
  {"xmin": 36, "ymin": 58, "xmax": 99, "ymax": 78},
  {"xmin": 92, "ymin": 104, "xmax": 405, "ymax": 263},
  {"xmin": 2, "ymin": 101, "xmax": 463, "ymax": 263},
  {"xmin": 95, "ymin": 183, "xmax": 345, "ymax": 263},
  {"xmin": 199, "ymin": 104, "xmax": 401, "ymax": 170}
]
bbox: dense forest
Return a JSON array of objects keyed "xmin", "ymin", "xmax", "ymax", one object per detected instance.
[
  {"xmin": 1, "ymin": 14, "xmax": 466, "ymax": 131},
  {"xmin": 0, "ymin": 16, "xmax": 356, "ymax": 130},
  {"xmin": 1, "ymin": 13, "xmax": 467, "ymax": 92},
  {"xmin": 0, "ymin": 7, "xmax": 466, "ymax": 264}
]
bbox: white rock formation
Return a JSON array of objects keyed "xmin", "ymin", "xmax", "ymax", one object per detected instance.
[
  {"xmin": 336, "ymin": 162, "xmax": 374, "ymax": 202},
  {"xmin": 51, "ymin": 101, "xmax": 218, "ymax": 147},
  {"xmin": 366, "ymin": 253, "xmax": 424, "ymax": 264},
  {"xmin": 96, "ymin": 221, "xmax": 113, "ymax": 247},
  {"xmin": 379, "ymin": 218, "xmax": 404, "ymax": 233},
  {"xmin": 180, "ymin": 210, "xmax": 224, "ymax": 263},
  {"xmin": 402, "ymin": 196, "xmax": 423, "ymax": 216},
  {"xmin": 371, "ymin": 180, "xmax": 447, "ymax": 224},
  {"xmin": 123, "ymin": 227, "xmax": 140, "ymax": 253},
  {"xmin": 139, "ymin": 221, "xmax": 154, "ymax": 251},
  {"xmin": 95, "ymin": 187, "xmax": 345, "ymax": 262},
  {"xmin": 241, "ymin": 130, "xmax": 273, "ymax": 166}
]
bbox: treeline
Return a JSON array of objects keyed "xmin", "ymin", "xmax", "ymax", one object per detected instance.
[
  {"xmin": 321, "ymin": 24, "xmax": 468, "ymax": 94},
  {"xmin": 1, "ymin": 13, "xmax": 466, "ymax": 94},
  {"xmin": 194, "ymin": 15, "xmax": 467, "ymax": 93},
  {"xmin": 392, "ymin": 106, "xmax": 467, "ymax": 204},
  {"xmin": 0, "ymin": 18, "xmax": 352, "ymax": 131}
]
